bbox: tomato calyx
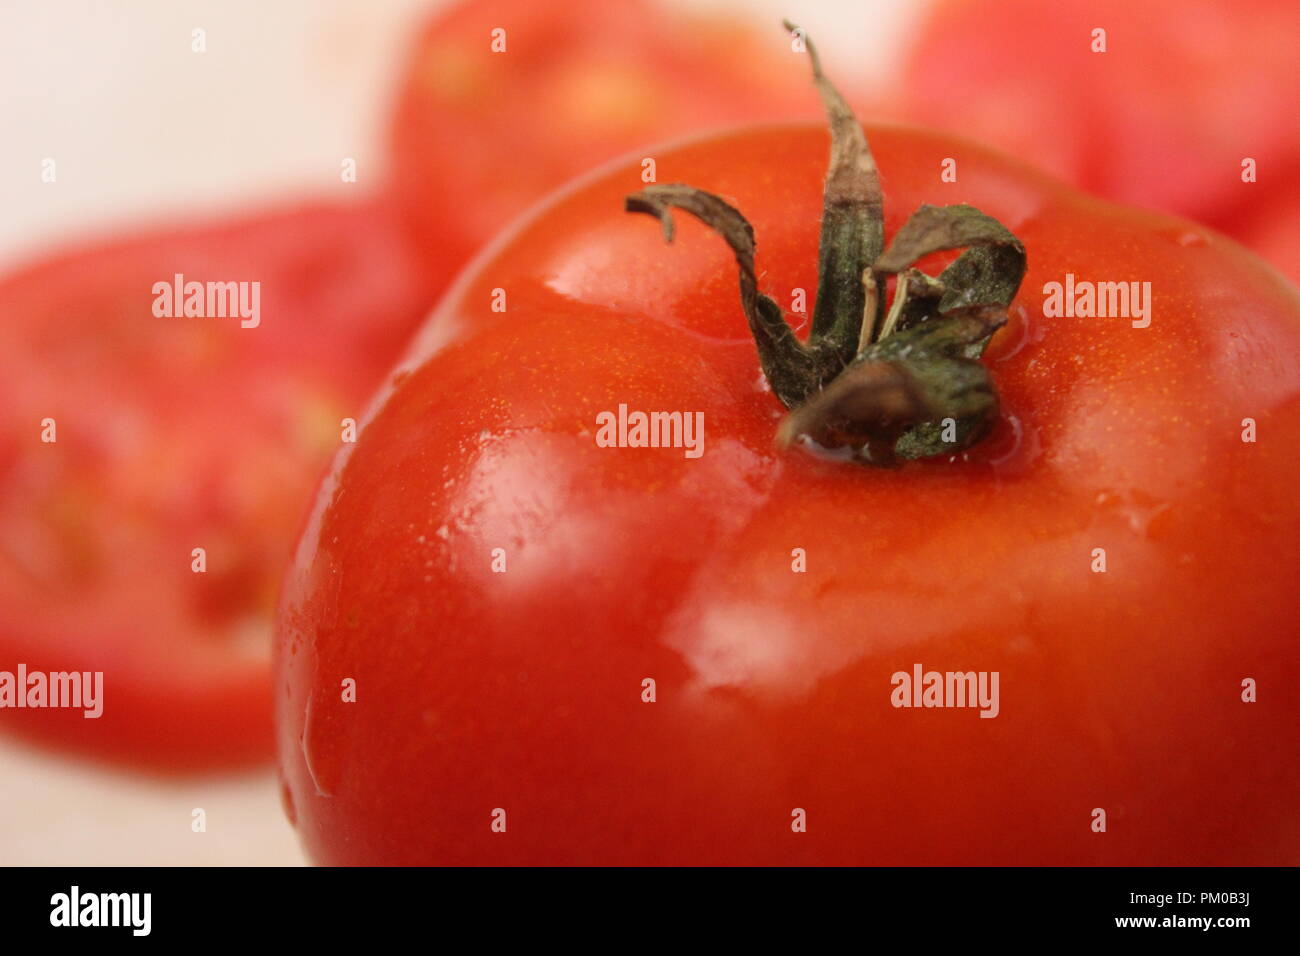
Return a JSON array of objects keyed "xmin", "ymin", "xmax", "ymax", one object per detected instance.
[{"xmin": 626, "ymin": 23, "xmax": 1027, "ymax": 465}]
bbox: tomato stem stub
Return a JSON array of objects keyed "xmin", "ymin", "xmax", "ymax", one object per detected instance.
[{"xmin": 626, "ymin": 22, "xmax": 1027, "ymax": 466}]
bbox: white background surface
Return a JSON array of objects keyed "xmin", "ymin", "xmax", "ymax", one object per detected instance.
[{"xmin": 0, "ymin": 0, "xmax": 919, "ymax": 866}]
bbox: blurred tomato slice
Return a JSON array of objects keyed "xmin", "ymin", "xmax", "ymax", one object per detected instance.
[{"xmin": 0, "ymin": 201, "xmax": 435, "ymax": 771}]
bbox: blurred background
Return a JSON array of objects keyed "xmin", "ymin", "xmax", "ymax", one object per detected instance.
[{"xmin": 1, "ymin": 0, "xmax": 1294, "ymax": 865}]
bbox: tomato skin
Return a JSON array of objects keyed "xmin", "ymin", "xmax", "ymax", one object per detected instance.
[
  {"xmin": 0, "ymin": 201, "xmax": 436, "ymax": 771},
  {"xmin": 901, "ymin": 0, "xmax": 1300, "ymax": 282},
  {"xmin": 387, "ymin": 0, "xmax": 829, "ymax": 293},
  {"xmin": 278, "ymin": 124, "xmax": 1300, "ymax": 864}
]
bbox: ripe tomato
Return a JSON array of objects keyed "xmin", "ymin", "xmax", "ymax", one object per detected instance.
[
  {"xmin": 900, "ymin": 0, "xmax": 1300, "ymax": 282},
  {"xmin": 387, "ymin": 0, "xmax": 836, "ymax": 292},
  {"xmin": 0, "ymin": 201, "xmax": 436, "ymax": 771},
  {"xmin": 279, "ymin": 41, "xmax": 1300, "ymax": 863}
]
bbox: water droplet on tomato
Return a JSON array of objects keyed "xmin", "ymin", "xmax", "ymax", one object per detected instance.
[
  {"xmin": 1161, "ymin": 226, "xmax": 1209, "ymax": 248},
  {"xmin": 1118, "ymin": 492, "xmax": 1174, "ymax": 539},
  {"xmin": 984, "ymin": 412, "xmax": 1041, "ymax": 477},
  {"xmin": 990, "ymin": 304, "xmax": 1041, "ymax": 364}
]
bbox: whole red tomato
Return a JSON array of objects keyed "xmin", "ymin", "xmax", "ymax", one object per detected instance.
[
  {"xmin": 0, "ymin": 201, "xmax": 435, "ymax": 770},
  {"xmin": 901, "ymin": 0, "xmax": 1300, "ymax": 282},
  {"xmin": 387, "ymin": 0, "xmax": 835, "ymax": 291},
  {"xmin": 279, "ymin": 39, "xmax": 1300, "ymax": 863}
]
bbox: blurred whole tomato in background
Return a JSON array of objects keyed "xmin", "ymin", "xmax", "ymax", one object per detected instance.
[
  {"xmin": 900, "ymin": 0, "xmax": 1300, "ymax": 282},
  {"xmin": 387, "ymin": 0, "xmax": 849, "ymax": 286}
]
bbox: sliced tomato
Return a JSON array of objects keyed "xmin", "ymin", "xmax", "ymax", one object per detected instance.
[{"xmin": 0, "ymin": 201, "xmax": 436, "ymax": 771}]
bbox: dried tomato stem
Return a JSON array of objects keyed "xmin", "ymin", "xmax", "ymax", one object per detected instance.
[
  {"xmin": 625, "ymin": 23, "xmax": 1028, "ymax": 465},
  {"xmin": 784, "ymin": 19, "xmax": 885, "ymax": 363}
]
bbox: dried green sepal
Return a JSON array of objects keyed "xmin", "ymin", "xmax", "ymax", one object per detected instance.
[{"xmin": 625, "ymin": 24, "xmax": 1028, "ymax": 466}]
